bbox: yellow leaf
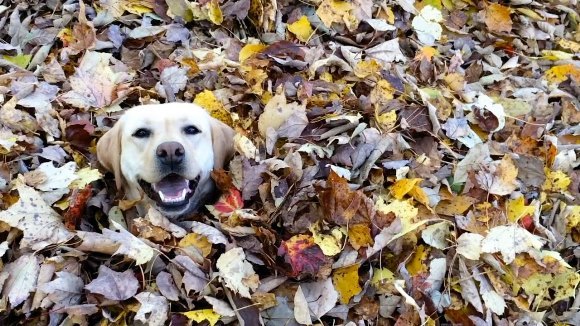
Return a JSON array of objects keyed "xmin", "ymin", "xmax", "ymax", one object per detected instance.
[
  {"xmin": 435, "ymin": 196, "xmax": 477, "ymax": 216},
  {"xmin": 123, "ymin": 0, "xmax": 153, "ymax": 15},
  {"xmin": 207, "ymin": 0, "xmax": 223, "ymax": 25},
  {"xmin": 240, "ymin": 66, "xmax": 268, "ymax": 95},
  {"xmin": 541, "ymin": 50, "xmax": 574, "ymax": 61},
  {"xmin": 193, "ymin": 90, "xmax": 233, "ymax": 126},
  {"xmin": 515, "ymin": 8, "xmax": 543, "ymax": 21},
  {"xmin": 54, "ymin": 198, "xmax": 70, "ymax": 210},
  {"xmin": 390, "ymin": 178, "xmax": 422, "ymax": 200},
  {"xmin": 287, "ymin": 16, "xmax": 314, "ymax": 42},
  {"xmin": 414, "ymin": 46, "xmax": 439, "ymax": 61},
  {"xmin": 409, "ymin": 186, "xmax": 431, "ymax": 208},
  {"xmin": 347, "ymin": 224, "xmax": 373, "ymax": 250},
  {"xmin": 506, "ymin": 196, "xmax": 536, "ymax": 223},
  {"xmin": 70, "ymin": 168, "xmax": 102, "ymax": 189},
  {"xmin": 371, "ymin": 267, "xmax": 395, "ymax": 288},
  {"xmin": 333, "ymin": 264, "xmax": 362, "ymax": 304},
  {"xmin": 179, "ymin": 233, "xmax": 212, "ymax": 257},
  {"xmin": 566, "ymin": 206, "xmax": 580, "ymax": 232},
  {"xmin": 553, "ymin": 269, "xmax": 580, "ymax": 303},
  {"xmin": 558, "ymin": 39, "xmax": 580, "ymax": 53},
  {"xmin": 312, "ymin": 227, "xmax": 342, "ymax": 256},
  {"xmin": 180, "ymin": 57, "xmax": 201, "ymax": 74},
  {"xmin": 316, "ymin": 0, "xmax": 358, "ymax": 31},
  {"xmin": 183, "ymin": 309, "xmax": 221, "ymax": 326},
  {"xmin": 544, "ymin": 64, "xmax": 580, "ymax": 84},
  {"xmin": 354, "ymin": 59, "xmax": 382, "ymax": 78},
  {"xmin": 239, "ymin": 43, "xmax": 266, "ymax": 63},
  {"xmin": 484, "ymin": 3, "xmax": 512, "ymax": 33},
  {"xmin": 376, "ymin": 110, "xmax": 397, "ymax": 130},
  {"xmin": 3, "ymin": 54, "xmax": 31, "ymax": 69},
  {"xmin": 417, "ymin": 0, "xmax": 442, "ymax": 10},
  {"xmin": 444, "ymin": 72, "xmax": 465, "ymax": 92},
  {"xmin": 370, "ymin": 79, "xmax": 394, "ymax": 110},
  {"xmin": 375, "ymin": 198, "xmax": 418, "ymax": 223},
  {"xmin": 406, "ymin": 244, "xmax": 429, "ymax": 276},
  {"xmin": 543, "ymin": 169, "xmax": 571, "ymax": 192}
]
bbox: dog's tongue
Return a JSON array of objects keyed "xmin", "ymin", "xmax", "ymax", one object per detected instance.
[{"xmin": 152, "ymin": 175, "xmax": 191, "ymax": 203}]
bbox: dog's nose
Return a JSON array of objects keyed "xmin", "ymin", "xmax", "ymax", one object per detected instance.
[{"xmin": 156, "ymin": 141, "xmax": 185, "ymax": 166}]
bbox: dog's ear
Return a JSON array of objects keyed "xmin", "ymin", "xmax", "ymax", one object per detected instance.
[
  {"xmin": 209, "ymin": 117, "xmax": 235, "ymax": 170},
  {"xmin": 96, "ymin": 120, "xmax": 124, "ymax": 190}
]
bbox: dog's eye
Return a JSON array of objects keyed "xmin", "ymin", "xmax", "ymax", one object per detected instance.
[
  {"xmin": 133, "ymin": 128, "xmax": 151, "ymax": 138},
  {"xmin": 184, "ymin": 125, "xmax": 200, "ymax": 135}
]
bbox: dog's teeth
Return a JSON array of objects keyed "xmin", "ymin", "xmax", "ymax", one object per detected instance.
[{"xmin": 158, "ymin": 191, "xmax": 166, "ymax": 202}]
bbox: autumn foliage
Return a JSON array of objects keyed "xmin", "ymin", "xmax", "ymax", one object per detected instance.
[{"xmin": 0, "ymin": 0, "xmax": 580, "ymax": 325}]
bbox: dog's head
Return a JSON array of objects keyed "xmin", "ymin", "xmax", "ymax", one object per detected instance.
[{"xmin": 96, "ymin": 103, "xmax": 235, "ymax": 218}]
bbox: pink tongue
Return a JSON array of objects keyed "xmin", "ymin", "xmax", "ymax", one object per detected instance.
[{"xmin": 153, "ymin": 176, "xmax": 188, "ymax": 198}]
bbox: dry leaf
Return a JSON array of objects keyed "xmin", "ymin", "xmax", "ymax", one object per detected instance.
[
  {"xmin": 84, "ymin": 265, "xmax": 139, "ymax": 301},
  {"xmin": 216, "ymin": 247, "xmax": 259, "ymax": 298}
]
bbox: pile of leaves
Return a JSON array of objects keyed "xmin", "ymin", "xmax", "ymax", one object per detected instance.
[{"xmin": 0, "ymin": 0, "xmax": 579, "ymax": 325}]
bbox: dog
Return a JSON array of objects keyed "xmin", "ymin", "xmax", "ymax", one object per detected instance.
[{"xmin": 96, "ymin": 103, "xmax": 235, "ymax": 220}]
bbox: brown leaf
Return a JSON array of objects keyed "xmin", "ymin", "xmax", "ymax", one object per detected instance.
[{"xmin": 318, "ymin": 170, "xmax": 374, "ymax": 226}]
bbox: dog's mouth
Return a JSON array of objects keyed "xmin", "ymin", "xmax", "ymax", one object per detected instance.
[{"xmin": 138, "ymin": 174, "xmax": 200, "ymax": 208}]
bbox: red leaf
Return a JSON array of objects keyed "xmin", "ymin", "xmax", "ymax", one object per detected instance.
[
  {"xmin": 213, "ymin": 189, "xmax": 243, "ymax": 215},
  {"xmin": 278, "ymin": 234, "xmax": 329, "ymax": 278}
]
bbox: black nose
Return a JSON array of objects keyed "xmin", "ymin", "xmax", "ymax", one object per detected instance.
[{"xmin": 156, "ymin": 141, "xmax": 185, "ymax": 166}]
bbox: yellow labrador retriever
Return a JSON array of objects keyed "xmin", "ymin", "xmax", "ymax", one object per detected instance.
[{"xmin": 96, "ymin": 103, "xmax": 235, "ymax": 219}]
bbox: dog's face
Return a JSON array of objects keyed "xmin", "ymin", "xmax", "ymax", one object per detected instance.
[{"xmin": 96, "ymin": 103, "xmax": 235, "ymax": 218}]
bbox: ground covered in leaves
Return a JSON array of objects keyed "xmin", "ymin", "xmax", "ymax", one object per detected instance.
[{"xmin": 0, "ymin": 0, "xmax": 579, "ymax": 325}]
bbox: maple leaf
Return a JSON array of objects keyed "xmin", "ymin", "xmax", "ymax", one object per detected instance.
[
  {"xmin": 84, "ymin": 265, "xmax": 139, "ymax": 301},
  {"xmin": 216, "ymin": 247, "xmax": 259, "ymax": 298},
  {"xmin": 135, "ymin": 292, "xmax": 169, "ymax": 326},
  {"xmin": 318, "ymin": 170, "xmax": 374, "ymax": 226},
  {"xmin": 484, "ymin": 3, "xmax": 513, "ymax": 33},
  {"xmin": 59, "ymin": 51, "xmax": 132, "ymax": 110},
  {"xmin": 0, "ymin": 179, "xmax": 73, "ymax": 250},
  {"xmin": 278, "ymin": 234, "xmax": 330, "ymax": 278},
  {"xmin": 207, "ymin": 188, "xmax": 243, "ymax": 217}
]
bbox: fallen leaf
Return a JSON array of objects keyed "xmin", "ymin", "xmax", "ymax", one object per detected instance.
[
  {"xmin": 412, "ymin": 5, "xmax": 443, "ymax": 45},
  {"xmin": 179, "ymin": 233, "xmax": 212, "ymax": 257},
  {"xmin": 300, "ymin": 277, "xmax": 338, "ymax": 319},
  {"xmin": 316, "ymin": 0, "xmax": 358, "ymax": 31},
  {"xmin": 333, "ymin": 264, "xmax": 362, "ymax": 304},
  {"xmin": 484, "ymin": 3, "xmax": 512, "ymax": 33},
  {"xmin": 193, "ymin": 90, "xmax": 233, "ymax": 126},
  {"xmin": 85, "ymin": 265, "xmax": 139, "ymax": 301},
  {"xmin": 39, "ymin": 271, "xmax": 84, "ymax": 309},
  {"xmin": 456, "ymin": 233, "xmax": 484, "ymax": 260},
  {"xmin": 278, "ymin": 234, "xmax": 330, "ymax": 278},
  {"xmin": 294, "ymin": 285, "xmax": 312, "ymax": 325},
  {"xmin": 183, "ymin": 309, "xmax": 221, "ymax": 326},
  {"xmin": 0, "ymin": 179, "xmax": 73, "ymax": 250},
  {"xmin": 421, "ymin": 221, "xmax": 450, "ymax": 250},
  {"xmin": 1, "ymin": 254, "xmax": 40, "ymax": 307},
  {"xmin": 204, "ymin": 296, "xmax": 236, "ymax": 317},
  {"xmin": 216, "ymin": 247, "xmax": 259, "ymax": 298},
  {"xmin": 135, "ymin": 292, "xmax": 169, "ymax": 326},
  {"xmin": 481, "ymin": 225, "xmax": 545, "ymax": 264},
  {"xmin": 102, "ymin": 220, "xmax": 155, "ymax": 265},
  {"xmin": 156, "ymin": 272, "xmax": 180, "ymax": 301},
  {"xmin": 60, "ymin": 51, "xmax": 132, "ymax": 110},
  {"xmin": 544, "ymin": 64, "xmax": 580, "ymax": 84},
  {"xmin": 506, "ymin": 196, "xmax": 536, "ymax": 223},
  {"xmin": 288, "ymin": 16, "xmax": 314, "ymax": 42}
]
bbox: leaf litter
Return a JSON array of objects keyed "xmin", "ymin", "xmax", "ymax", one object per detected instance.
[{"xmin": 0, "ymin": 0, "xmax": 579, "ymax": 325}]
